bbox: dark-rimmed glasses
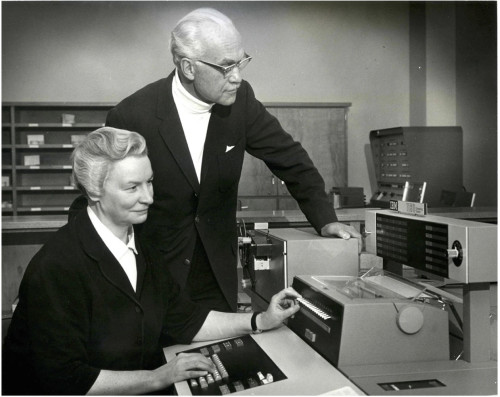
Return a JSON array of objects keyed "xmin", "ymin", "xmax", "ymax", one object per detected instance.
[{"xmin": 195, "ymin": 55, "xmax": 252, "ymax": 78}]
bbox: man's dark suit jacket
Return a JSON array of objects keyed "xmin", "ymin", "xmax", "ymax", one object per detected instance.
[
  {"xmin": 106, "ymin": 71, "xmax": 337, "ymax": 311},
  {"xmin": 2, "ymin": 209, "xmax": 209, "ymax": 395}
]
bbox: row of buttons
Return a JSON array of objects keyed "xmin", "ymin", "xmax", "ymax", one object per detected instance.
[
  {"xmin": 297, "ymin": 297, "xmax": 331, "ymax": 320},
  {"xmin": 198, "ymin": 338, "xmax": 244, "ymax": 357},
  {"xmin": 210, "ymin": 372, "xmax": 274, "ymax": 394},
  {"xmin": 190, "ymin": 370, "xmax": 275, "ymax": 392},
  {"xmin": 189, "ymin": 352, "xmax": 229, "ymax": 390},
  {"xmin": 211, "ymin": 354, "xmax": 229, "ymax": 379},
  {"xmin": 189, "ymin": 339, "xmax": 246, "ymax": 390}
]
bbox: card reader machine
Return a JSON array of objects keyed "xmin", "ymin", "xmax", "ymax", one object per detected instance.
[
  {"xmin": 288, "ymin": 210, "xmax": 497, "ymax": 395},
  {"xmin": 288, "ymin": 270, "xmax": 450, "ymax": 368}
]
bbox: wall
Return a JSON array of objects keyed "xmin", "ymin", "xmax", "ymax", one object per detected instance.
[
  {"xmin": 1, "ymin": 1, "xmax": 410, "ymax": 201},
  {"xmin": 2, "ymin": 1, "xmax": 497, "ymax": 205},
  {"xmin": 456, "ymin": 2, "xmax": 497, "ymax": 206},
  {"xmin": 426, "ymin": 2, "xmax": 497, "ymax": 206}
]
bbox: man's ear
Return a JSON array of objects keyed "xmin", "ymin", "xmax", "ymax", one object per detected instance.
[{"xmin": 179, "ymin": 58, "xmax": 196, "ymax": 82}]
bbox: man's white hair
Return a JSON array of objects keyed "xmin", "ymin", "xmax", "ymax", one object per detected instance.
[{"xmin": 169, "ymin": 8, "xmax": 239, "ymax": 67}]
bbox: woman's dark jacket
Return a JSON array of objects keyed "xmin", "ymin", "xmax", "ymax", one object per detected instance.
[{"xmin": 2, "ymin": 209, "xmax": 210, "ymax": 395}]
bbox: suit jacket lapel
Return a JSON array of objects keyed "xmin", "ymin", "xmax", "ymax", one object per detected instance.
[
  {"xmin": 156, "ymin": 73, "xmax": 200, "ymax": 193},
  {"xmin": 135, "ymin": 241, "xmax": 147, "ymax": 298},
  {"xmin": 200, "ymin": 105, "xmax": 229, "ymax": 185},
  {"xmin": 76, "ymin": 210, "xmax": 141, "ymax": 303}
]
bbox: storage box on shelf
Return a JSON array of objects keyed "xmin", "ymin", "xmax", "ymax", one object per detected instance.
[{"xmin": 2, "ymin": 103, "xmax": 115, "ymax": 215}]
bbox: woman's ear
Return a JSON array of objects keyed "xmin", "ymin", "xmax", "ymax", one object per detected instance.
[
  {"xmin": 86, "ymin": 193, "xmax": 100, "ymax": 203},
  {"xmin": 179, "ymin": 58, "xmax": 196, "ymax": 82}
]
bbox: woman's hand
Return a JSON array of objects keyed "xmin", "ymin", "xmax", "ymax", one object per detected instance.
[
  {"xmin": 258, "ymin": 287, "xmax": 302, "ymax": 331},
  {"xmin": 154, "ymin": 352, "xmax": 215, "ymax": 388}
]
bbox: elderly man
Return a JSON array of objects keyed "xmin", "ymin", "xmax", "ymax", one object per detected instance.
[{"xmin": 106, "ymin": 8, "xmax": 361, "ymax": 313}]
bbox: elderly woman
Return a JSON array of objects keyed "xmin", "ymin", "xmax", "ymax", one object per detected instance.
[{"xmin": 2, "ymin": 127, "xmax": 300, "ymax": 395}]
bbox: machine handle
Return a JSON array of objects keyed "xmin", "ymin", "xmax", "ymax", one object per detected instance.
[{"xmin": 305, "ymin": 328, "xmax": 317, "ymax": 343}]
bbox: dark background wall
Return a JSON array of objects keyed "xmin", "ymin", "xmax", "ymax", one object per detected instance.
[{"xmin": 2, "ymin": 1, "xmax": 496, "ymax": 205}]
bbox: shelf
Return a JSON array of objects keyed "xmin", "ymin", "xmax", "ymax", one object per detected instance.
[
  {"xmin": 15, "ymin": 123, "xmax": 105, "ymax": 129},
  {"xmin": 16, "ymin": 186, "xmax": 76, "ymax": 191},
  {"xmin": 17, "ymin": 206, "xmax": 71, "ymax": 212},
  {"xmin": 2, "ymin": 102, "xmax": 114, "ymax": 215},
  {"xmin": 16, "ymin": 165, "xmax": 73, "ymax": 170},
  {"xmin": 3, "ymin": 102, "xmax": 350, "ymax": 216},
  {"xmin": 15, "ymin": 144, "xmax": 77, "ymax": 149}
]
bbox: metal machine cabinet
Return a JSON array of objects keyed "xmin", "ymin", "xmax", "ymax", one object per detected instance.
[
  {"xmin": 369, "ymin": 126, "xmax": 463, "ymax": 208},
  {"xmin": 246, "ymin": 227, "xmax": 359, "ymax": 305},
  {"xmin": 286, "ymin": 210, "xmax": 497, "ymax": 395}
]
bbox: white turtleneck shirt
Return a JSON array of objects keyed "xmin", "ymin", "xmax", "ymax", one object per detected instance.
[{"xmin": 172, "ymin": 70, "xmax": 214, "ymax": 182}]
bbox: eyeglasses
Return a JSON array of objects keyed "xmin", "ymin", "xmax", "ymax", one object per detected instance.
[{"xmin": 195, "ymin": 55, "xmax": 252, "ymax": 78}]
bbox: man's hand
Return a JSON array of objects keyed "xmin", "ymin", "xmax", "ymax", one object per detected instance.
[
  {"xmin": 321, "ymin": 221, "xmax": 363, "ymax": 253},
  {"xmin": 258, "ymin": 287, "xmax": 302, "ymax": 331},
  {"xmin": 320, "ymin": 221, "xmax": 362, "ymax": 240}
]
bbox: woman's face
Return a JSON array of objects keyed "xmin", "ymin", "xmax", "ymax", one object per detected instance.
[{"xmin": 96, "ymin": 155, "xmax": 154, "ymax": 232}]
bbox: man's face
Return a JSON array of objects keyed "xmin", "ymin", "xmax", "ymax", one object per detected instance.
[{"xmin": 191, "ymin": 27, "xmax": 247, "ymax": 106}]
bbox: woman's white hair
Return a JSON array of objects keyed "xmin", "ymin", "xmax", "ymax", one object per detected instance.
[
  {"xmin": 71, "ymin": 127, "xmax": 147, "ymax": 199},
  {"xmin": 170, "ymin": 8, "xmax": 239, "ymax": 68}
]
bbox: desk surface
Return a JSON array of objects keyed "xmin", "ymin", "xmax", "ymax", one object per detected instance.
[
  {"xmin": 428, "ymin": 206, "xmax": 497, "ymax": 221},
  {"xmin": 2, "ymin": 207, "xmax": 496, "ymax": 231},
  {"xmin": 163, "ymin": 326, "xmax": 364, "ymax": 396},
  {"xmin": 1, "ymin": 208, "xmax": 370, "ymax": 231}
]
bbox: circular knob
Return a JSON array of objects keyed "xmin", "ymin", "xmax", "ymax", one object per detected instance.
[
  {"xmin": 449, "ymin": 240, "xmax": 463, "ymax": 266},
  {"xmin": 396, "ymin": 306, "xmax": 424, "ymax": 334}
]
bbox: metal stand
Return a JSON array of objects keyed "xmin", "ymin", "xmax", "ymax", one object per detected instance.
[{"xmin": 463, "ymin": 282, "xmax": 492, "ymax": 362}]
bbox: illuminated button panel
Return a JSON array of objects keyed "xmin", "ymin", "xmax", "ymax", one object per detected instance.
[
  {"xmin": 370, "ymin": 130, "xmax": 412, "ymax": 205},
  {"xmin": 179, "ymin": 335, "xmax": 287, "ymax": 395}
]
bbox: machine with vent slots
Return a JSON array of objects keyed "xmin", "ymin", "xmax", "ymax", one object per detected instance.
[
  {"xmin": 164, "ymin": 210, "xmax": 496, "ymax": 395},
  {"xmin": 369, "ymin": 126, "xmax": 463, "ymax": 207},
  {"xmin": 287, "ymin": 209, "xmax": 497, "ymax": 395}
]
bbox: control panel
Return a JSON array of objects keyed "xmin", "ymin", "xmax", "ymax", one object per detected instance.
[
  {"xmin": 370, "ymin": 131, "xmax": 410, "ymax": 204},
  {"xmin": 369, "ymin": 126, "xmax": 463, "ymax": 207},
  {"xmin": 177, "ymin": 335, "xmax": 286, "ymax": 395}
]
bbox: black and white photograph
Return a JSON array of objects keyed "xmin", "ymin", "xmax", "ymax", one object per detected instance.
[{"xmin": 1, "ymin": 1, "xmax": 497, "ymax": 395}]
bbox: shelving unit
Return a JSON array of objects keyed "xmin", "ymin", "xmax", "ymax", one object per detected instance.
[
  {"xmin": 2, "ymin": 102, "xmax": 349, "ymax": 217},
  {"xmin": 2, "ymin": 103, "xmax": 115, "ymax": 215}
]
